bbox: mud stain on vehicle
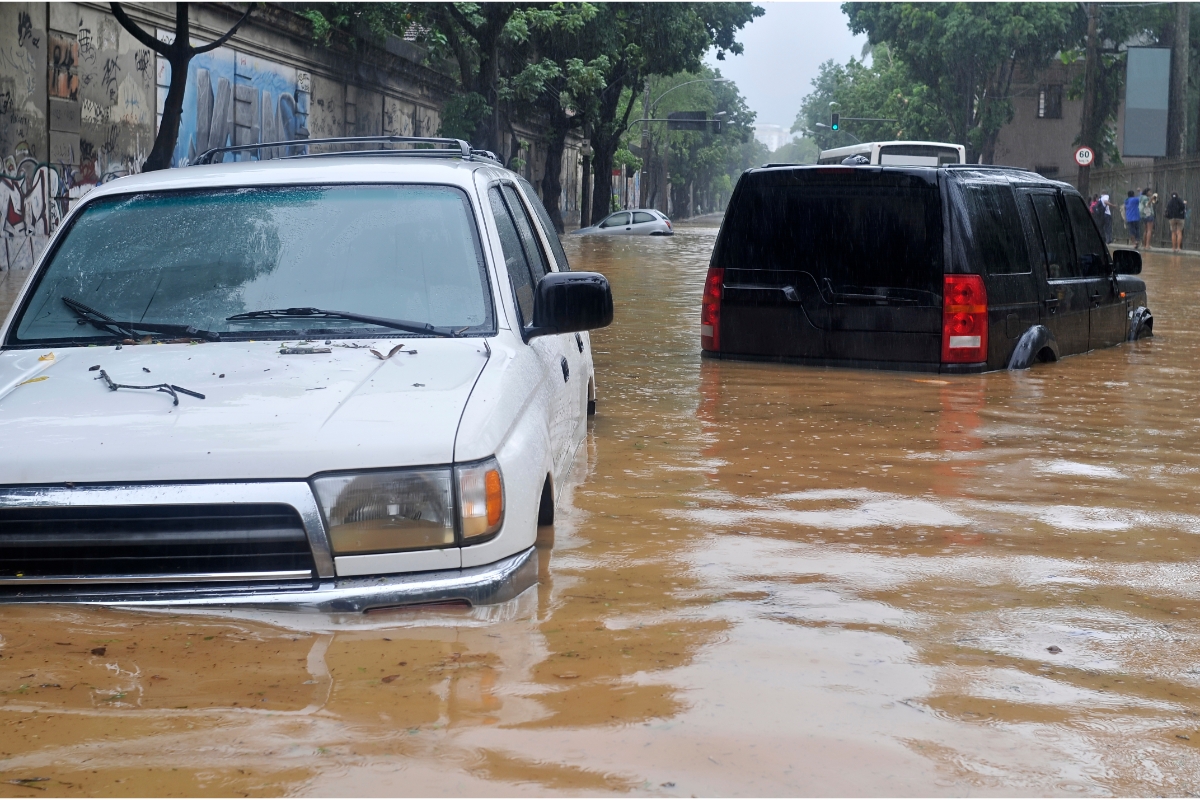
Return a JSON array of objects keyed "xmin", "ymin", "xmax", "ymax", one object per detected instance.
[{"xmin": 1, "ymin": 237, "xmax": 1199, "ymax": 795}]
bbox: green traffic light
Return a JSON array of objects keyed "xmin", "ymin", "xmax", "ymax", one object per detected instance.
[{"xmin": 831, "ymin": 112, "xmax": 840, "ymax": 131}]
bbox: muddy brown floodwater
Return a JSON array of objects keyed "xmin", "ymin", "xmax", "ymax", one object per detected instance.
[{"xmin": 2, "ymin": 227, "xmax": 1200, "ymax": 796}]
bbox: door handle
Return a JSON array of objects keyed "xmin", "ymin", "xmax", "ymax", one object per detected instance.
[
  {"xmin": 1090, "ymin": 292, "xmax": 1102, "ymax": 305},
  {"xmin": 1044, "ymin": 297, "xmax": 1060, "ymax": 314}
]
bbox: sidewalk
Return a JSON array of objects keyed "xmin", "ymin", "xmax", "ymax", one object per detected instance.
[{"xmin": 1115, "ymin": 243, "xmax": 1200, "ymax": 258}]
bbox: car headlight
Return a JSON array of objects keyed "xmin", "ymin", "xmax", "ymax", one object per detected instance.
[
  {"xmin": 310, "ymin": 458, "xmax": 505, "ymax": 555},
  {"xmin": 313, "ymin": 469, "xmax": 455, "ymax": 555}
]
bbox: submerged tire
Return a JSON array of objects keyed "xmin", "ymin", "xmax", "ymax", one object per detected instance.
[
  {"xmin": 1008, "ymin": 325, "xmax": 1059, "ymax": 370},
  {"xmin": 1129, "ymin": 306, "xmax": 1154, "ymax": 340}
]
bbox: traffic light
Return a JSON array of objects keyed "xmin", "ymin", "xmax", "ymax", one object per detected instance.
[{"xmin": 831, "ymin": 112, "xmax": 840, "ymax": 131}]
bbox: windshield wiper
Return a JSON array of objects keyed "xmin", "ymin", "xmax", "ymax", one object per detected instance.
[
  {"xmin": 62, "ymin": 297, "xmax": 221, "ymax": 341},
  {"xmin": 225, "ymin": 307, "xmax": 464, "ymax": 338}
]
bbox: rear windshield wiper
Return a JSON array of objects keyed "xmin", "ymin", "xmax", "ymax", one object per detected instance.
[
  {"xmin": 62, "ymin": 297, "xmax": 221, "ymax": 341},
  {"xmin": 226, "ymin": 307, "xmax": 465, "ymax": 338},
  {"xmin": 819, "ymin": 281, "xmax": 920, "ymax": 306}
]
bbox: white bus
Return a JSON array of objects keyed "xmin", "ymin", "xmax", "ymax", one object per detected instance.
[{"xmin": 818, "ymin": 140, "xmax": 966, "ymax": 167}]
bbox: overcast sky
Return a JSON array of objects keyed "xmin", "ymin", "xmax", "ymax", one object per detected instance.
[{"xmin": 705, "ymin": 2, "xmax": 868, "ymax": 132}]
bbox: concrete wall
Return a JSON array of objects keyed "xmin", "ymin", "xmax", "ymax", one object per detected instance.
[
  {"xmin": 1, "ymin": 2, "xmax": 156, "ymax": 270},
  {"xmin": 0, "ymin": 2, "xmax": 585, "ymax": 268}
]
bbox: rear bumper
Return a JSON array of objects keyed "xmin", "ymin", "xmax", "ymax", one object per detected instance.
[
  {"xmin": 702, "ymin": 349, "xmax": 989, "ymax": 374},
  {"xmin": 0, "ymin": 546, "xmax": 539, "ymax": 612}
]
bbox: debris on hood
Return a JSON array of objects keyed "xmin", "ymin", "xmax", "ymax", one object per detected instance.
[
  {"xmin": 370, "ymin": 343, "xmax": 406, "ymax": 360},
  {"xmin": 94, "ymin": 369, "xmax": 206, "ymax": 406},
  {"xmin": 279, "ymin": 345, "xmax": 332, "ymax": 355}
]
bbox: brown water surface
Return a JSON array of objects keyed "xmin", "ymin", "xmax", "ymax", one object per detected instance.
[{"xmin": 1, "ymin": 230, "xmax": 1199, "ymax": 795}]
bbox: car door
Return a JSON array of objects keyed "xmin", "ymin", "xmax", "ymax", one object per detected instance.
[
  {"xmin": 489, "ymin": 183, "xmax": 575, "ymax": 484},
  {"xmin": 1063, "ymin": 192, "xmax": 1126, "ymax": 349},
  {"xmin": 598, "ymin": 212, "xmax": 632, "ymax": 234},
  {"xmin": 513, "ymin": 177, "xmax": 591, "ymax": 449},
  {"xmin": 630, "ymin": 210, "xmax": 658, "ymax": 234},
  {"xmin": 1026, "ymin": 191, "xmax": 1092, "ymax": 356}
]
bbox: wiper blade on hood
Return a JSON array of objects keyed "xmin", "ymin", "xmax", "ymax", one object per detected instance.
[
  {"xmin": 62, "ymin": 297, "xmax": 221, "ymax": 341},
  {"xmin": 225, "ymin": 307, "xmax": 464, "ymax": 338}
]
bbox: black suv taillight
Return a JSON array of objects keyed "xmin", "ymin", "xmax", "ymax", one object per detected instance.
[
  {"xmin": 941, "ymin": 274, "xmax": 988, "ymax": 363},
  {"xmin": 701, "ymin": 266, "xmax": 724, "ymax": 351}
]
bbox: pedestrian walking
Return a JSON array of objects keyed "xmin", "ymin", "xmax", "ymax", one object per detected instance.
[
  {"xmin": 1166, "ymin": 191, "xmax": 1187, "ymax": 251},
  {"xmin": 1125, "ymin": 190, "xmax": 1141, "ymax": 248},
  {"xmin": 1089, "ymin": 194, "xmax": 1105, "ymax": 232},
  {"xmin": 1100, "ymin": 191, "xmax": 1114, "ymax": 243},
  {"xmin": 1140, "ymin": 188, "xmax": 1156, "ymax": 249}
]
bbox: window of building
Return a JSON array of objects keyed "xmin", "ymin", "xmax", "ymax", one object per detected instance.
[{"xmin": 1038, "ymin": 84, "xmax": 1063, "ymax": 119}]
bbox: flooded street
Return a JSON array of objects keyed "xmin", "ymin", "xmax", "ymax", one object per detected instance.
[{"xmin": 2, "ymin": 227, "xmax": 1200, "ymax": 796}]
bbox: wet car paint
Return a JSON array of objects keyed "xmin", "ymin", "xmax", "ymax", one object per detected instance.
[{"xmin": 0, "ymin": 232, "xmax": 1198, "ymax": 795}]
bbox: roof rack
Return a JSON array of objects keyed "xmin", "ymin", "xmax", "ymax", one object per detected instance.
[
  {"xmin": 192, "ymin": 136, "xmax": 503, "ymax": 166},
  {"xmin": 942, "ymin": 164, "xmax": 1039, "ymax": 173}
]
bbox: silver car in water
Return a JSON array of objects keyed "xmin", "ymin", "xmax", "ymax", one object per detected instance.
[{"xmin": 574, "ymin": 209, "xmax": 673, "ymax": 236}]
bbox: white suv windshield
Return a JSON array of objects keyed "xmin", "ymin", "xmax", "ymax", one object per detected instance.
[{"xmin": 9, "ymin": 184, "xmax": 493, "ymax": 345}]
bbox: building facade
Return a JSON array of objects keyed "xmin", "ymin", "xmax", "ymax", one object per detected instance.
[{"xmin": 991, "ymin": 60, "xmax": 1148, "ymax": 182}]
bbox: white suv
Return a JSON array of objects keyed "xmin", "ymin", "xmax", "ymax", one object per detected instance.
[{"xmin": 0, "ymin": 137, "xmax": 612, "ymax": 611}]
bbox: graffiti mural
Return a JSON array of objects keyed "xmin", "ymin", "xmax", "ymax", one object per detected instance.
[
  {"xmin": 163, "ymin": 41, "xmax": 309, "ymax": 166},
  {"xmin": 1, "ymin": 147, "xmax": 63, "ymax": 271}
]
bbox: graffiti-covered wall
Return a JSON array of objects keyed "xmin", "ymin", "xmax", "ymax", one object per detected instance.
[
  {"xmin": 158, "ymin": 39, "xmax": 312, "ymax": 165},
  {"xmin": 1, "ymin": 2, "xmax": 155, "ymax": 270}
]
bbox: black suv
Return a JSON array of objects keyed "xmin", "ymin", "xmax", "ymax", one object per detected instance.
[{"xmin": 701, "ymin": 165, "xmax": 1151, "ymax": 373}]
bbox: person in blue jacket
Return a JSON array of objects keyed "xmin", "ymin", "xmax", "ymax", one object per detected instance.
[{"xmin": 1125, "ymin": 190, "xmax": 1141, "ymax": 248}]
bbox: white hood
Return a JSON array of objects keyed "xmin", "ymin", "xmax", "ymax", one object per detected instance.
[{"xmin": 0, "ymin": 339, "xmax": 490, "ymax": 484}]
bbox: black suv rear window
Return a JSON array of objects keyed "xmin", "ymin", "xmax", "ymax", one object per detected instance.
[{"xmin": 716, "ymin": 170, "xmax": 943, "ymax": 298}]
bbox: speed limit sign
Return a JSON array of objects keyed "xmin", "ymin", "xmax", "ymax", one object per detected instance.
[{"xmin": 1075, "ymin": 146, "xmax": 1095, "ymax": 167}]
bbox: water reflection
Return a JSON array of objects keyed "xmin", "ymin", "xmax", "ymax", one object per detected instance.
[{"xmin": 1, "ymin": 232, "xmax": 1199, "ymax": 794}]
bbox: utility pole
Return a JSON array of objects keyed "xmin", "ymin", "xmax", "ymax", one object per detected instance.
[
  {"xmin": 639, "ymin": 85, "xmax": 650, "ymax": 209},
  {"xmin": 1078, "ymin": 2, "xmax": 1099, "ymax": 197},
  {"xmin": 1168, "ymin": 1, "xmax": 1189, "ymax": 157}
]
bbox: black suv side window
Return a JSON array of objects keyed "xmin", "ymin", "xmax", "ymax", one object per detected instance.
[
  {"xmin": 1028, "ymin": 194, "xmax": 1077, "ymax": 280},
  {"xmin": 963, "ymin": 183, "xmax": 1030, "ymax": 274},
  {"xmin": 1064, "ymin": 194, "xmax": 1108, "ymax": 277},
  {"xmin": 489, "ymin": 186, "xmax": 537, "ymax": 326}
]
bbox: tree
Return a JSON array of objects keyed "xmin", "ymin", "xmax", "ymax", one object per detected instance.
[
  {"xmin": 505, "ymin": 5, "xmax": 609, "ymax": 231},
  {"xmin": 791, "ymin": 47, "xmax": 950, "ymax": 152},
  {"xmin": 637, "ymin": 68, "xmax": 760, "ymax": 216},
  {"xmin": 843, "ymin": 3, "xmax": 1076, "ymax": 163},
  {"xmin": 582, "ymin": 3, "xmax": 762, "ymax": 226},
  {"xmin": 110, "ymin": 3, "xmax": 255, "ymax": 171},
  {"xmin": 1064, "ymin": 3, "xmax": 1173, "ymax": 169}
]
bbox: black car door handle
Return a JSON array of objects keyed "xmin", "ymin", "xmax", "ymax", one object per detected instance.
[
  {"xmin": 1044, "ymin": 297, "xmax": 1060, "ymax": 313},
  {"xmin": 1090, "ymin": 292, "xmax": 1102, "ymax": 304}
]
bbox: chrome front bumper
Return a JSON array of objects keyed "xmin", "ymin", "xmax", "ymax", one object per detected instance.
[{"xmin": 0, "ymin": 546, "xmax": 538, "ymax": 611}]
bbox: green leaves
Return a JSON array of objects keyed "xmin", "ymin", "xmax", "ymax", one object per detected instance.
[{"xmin": 838, "ymin": 2, "xmax": 1076, "ymax": 161}]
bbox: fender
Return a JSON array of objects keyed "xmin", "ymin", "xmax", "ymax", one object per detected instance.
[
  {"xmin": 1007, "ymin": 325, "xmax": 1059, "ymax": 370},
  {"xmin": 1128, "ymin": 306, "xmax": 1154, "ymax": 341}
]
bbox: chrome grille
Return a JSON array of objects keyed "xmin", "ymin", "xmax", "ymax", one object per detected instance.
[{"xmin": 0, "ymin": 504, "xmax": 316, "ymax": 584}]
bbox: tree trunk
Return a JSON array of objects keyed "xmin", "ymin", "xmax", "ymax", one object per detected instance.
[
  {"xmin": 142, "ymin": 5, "xmax": 190, "ymax": 171},
  {"xmin": 580, "ymin": 153, "xmax": 592, "ymax": 227},
  {"xmin": 590, "ymin": 145, "xmax": 614, "ymax": 225},
  {"xmin": 1168, "ymin": 2, "xmax": 1189, "ymax": 158},
  {"xmin": 540, "ymin": 112, "xmax": 569, "ymax": 233}
]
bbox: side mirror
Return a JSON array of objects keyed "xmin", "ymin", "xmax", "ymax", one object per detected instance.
[
  {"xmin": 528, "ymin": 272, "xmax": 614, "ymax": 339},
  {"xmin": 1112, "ymin": 249, "xmax": 1142, "ymax": 275}
]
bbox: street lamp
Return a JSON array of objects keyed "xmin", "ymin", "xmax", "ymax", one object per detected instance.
[{"xmin": 639, "ymin": 77, "xmax": 732, "ymax": 210}]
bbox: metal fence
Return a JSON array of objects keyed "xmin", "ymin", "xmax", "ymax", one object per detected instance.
[{"xmin": 1089, "ymin": 155, "xmax": 1200, "ymax": 250}]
